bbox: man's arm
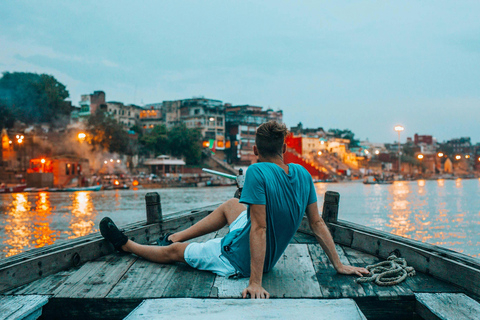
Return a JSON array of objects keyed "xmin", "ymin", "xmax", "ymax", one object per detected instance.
[
  {"xmin": 306, "ymin": 202, "xmax": 369, "ymax": 276},
  {"xmin": 242, "ymin": 204, "xmax": 270, "ymax": 299}
]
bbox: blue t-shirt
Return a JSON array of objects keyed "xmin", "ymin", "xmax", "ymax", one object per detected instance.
[{"xmin": 220, "ymin": 162, "xmax": 317, "ymax": 276}]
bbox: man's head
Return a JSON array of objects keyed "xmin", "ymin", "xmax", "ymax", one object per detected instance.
[{"xmin": 254, "ymin": 121, "xmax": 289, "ymax": 159}]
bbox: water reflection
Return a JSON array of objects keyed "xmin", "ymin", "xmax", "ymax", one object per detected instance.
[
  {"xmin": 387, "ymin": 181, "xmax": 415, "ymax": 238},
  {"xmin": 2, "ymin": 192, "xmax": 59, "ymax": 257},
  {"xmin": 3, "ymin": 193, "xmax": 32, "ymax": 257},
  {"xmin": 32, "ymin": 192, "xmax": 60, "ymax": 248},
  {"xmin": 437, "ymin": 179, "xmax": 444, "ymax": 187},
  {"xmin": 67, "ymin": 192, "xmax": 96, "ymax": 238}
]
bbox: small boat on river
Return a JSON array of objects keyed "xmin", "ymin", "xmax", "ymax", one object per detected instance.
[{"xmin": 1, "ymin": 190, "xmax": 480, "ymax": 320}]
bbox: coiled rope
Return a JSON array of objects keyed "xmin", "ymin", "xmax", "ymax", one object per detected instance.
[{"xmin": 356, "ymin": 255, "xmax": 416, "ymax": 286}]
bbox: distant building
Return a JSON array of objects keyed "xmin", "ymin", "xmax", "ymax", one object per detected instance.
[
  {"xmin": 446, "ymin": 137, "xmax": 472, "ymax": 154},
  {"xmin": 79, "ymin": 91, "xmax": 106, "ymax": 119},
  {"xmin": 180, "ymin": 98, "xmax": 226, "ymax": 150},
  {"xmin": 413, "ymin": 133, "xmax": 437, "ymax": 154},
  {"xmin": 105, "ymin": 102, "xmax": 142, "ymax": 129},
  {"xmin": 225, "ymin": 105, "xmax": 283, "ymax": 164},
  {"xmin": 140, "ymin": 103, "xmax": 163, "ymax": 131},
  {"xmin": 414, "ymin": 134, "xmax": 433, "ymax": 145}
]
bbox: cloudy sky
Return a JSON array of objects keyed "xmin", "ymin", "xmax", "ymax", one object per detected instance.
[{"xmin": 1, "ymin": 1, "xmax": 479, "ymax": 143}]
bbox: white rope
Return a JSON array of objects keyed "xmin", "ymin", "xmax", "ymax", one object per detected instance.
[{"xmin": 356, "ymin": 255, "xmax": 416, "ymax": 286}]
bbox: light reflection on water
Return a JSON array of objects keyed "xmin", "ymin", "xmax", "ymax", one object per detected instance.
[{"xmin": 1, "ymin": 180, "xmax": 480, "ymax": 259}]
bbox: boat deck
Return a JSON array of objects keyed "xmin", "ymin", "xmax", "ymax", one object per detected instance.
[{"xmin": 3, "ymin": 229, "xmax": 464, "ymax": 320}]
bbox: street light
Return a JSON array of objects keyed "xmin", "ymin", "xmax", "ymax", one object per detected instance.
[
  {"xmin": 417, "ymin": 154, "xmax": 424, "ymax": 160},
  {"xmin": 317, "ymin": 151, "xmax": 322, "ymax": 156},
  {"xmin": 78, "ymin": 132, "xmax": 86, "ymax": 142},
  {"xmin": 375, "ymin": 150, "xmax": 380, "ymax": 155},
  {"xmin": 437, "ymin": 152, "xmax": 444, "ymax": 157},
  {"xmin": 394, "ymin": 125, "xmax": 404, "ymax": 174},
  {"xmin": 455, "ymin": 155, "xmax": 461, "ymax": 160}
]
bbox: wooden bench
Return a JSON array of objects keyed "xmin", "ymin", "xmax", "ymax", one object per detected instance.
[
  {"xmin": 415, "ymin": 293, "xmax": 480, "ymax": 320},
  {"xmin": 0, "ymin": 295, "xmax": 49, "ymax": 320},
  {"xmin": 124, "ymin": 298, "xmax": 367, "ymax": 320}
]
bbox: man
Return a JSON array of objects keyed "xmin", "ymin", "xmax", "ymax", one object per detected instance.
[{"xmin": 100, "ymin": 121, "xmax": 368, "ymax": 299}]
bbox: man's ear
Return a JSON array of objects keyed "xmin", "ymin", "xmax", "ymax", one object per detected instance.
[
  {"xmin": 253, "ymin": 145, "xmax": 259, "ymax": 156},
  {"xmin": 282, "ymin": 143, "xmax": 286, "ymax": 154}
]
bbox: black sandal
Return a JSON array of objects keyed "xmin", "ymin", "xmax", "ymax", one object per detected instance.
[
  {"xmin": 99, "ymin": 217, "xmax": 128, "ymax": 252},
  {"xmin": 156, "ymin": 232, "xmax": 174, "ymax": 246}
]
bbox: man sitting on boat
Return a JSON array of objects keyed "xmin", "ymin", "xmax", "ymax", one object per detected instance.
[{"xmin": 100, "ymin": 121, "xmax": 369, "ymax": 299}]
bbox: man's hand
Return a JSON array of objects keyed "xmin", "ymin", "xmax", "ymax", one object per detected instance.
[
  {"xmin": 336, "ymin": 264, "xmax": 370, "ymax": 277},
  {"xmin": 242, "ymin": 283, "xmax": 270, "ymax": 299}
]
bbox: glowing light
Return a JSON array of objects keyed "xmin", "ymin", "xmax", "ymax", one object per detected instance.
[
  {"xmin": 478, "ymin": 157, "xmax": 480, "ymax": 162},
  {"xmin": 40, "ymin": 159, "xmax": 46, "ymax": 164},
  {"xmin": 132, "ymin": 180, "xmax": 139, "ymax": 186},
  {"xmin": 77, "ymin": 132, "xmax": 86, "ymax": 140},
  {"xmin": 20, "ymin": 135, "xmax": 24, "ymax": 139},
  {"xmin": 317, "ymin": 151, "xmax": 322, "ymax": 156},
  {"xmin": 394, "ymin": 125, "xmax": 404, "ymax": 132},
  {"xmin": 209, "ymin": 117, "xmax": 215, "ymax": 121},
  {"xmin": 114, "ymin": 180, "xmax": 120, "ymax": 186},
  {"xmin": 455, "ymin": 155, "xmax": 461, "ymax": 160},
  {"xmin": 465, "ymin": 155, "xmax": 470, "ymax": 159},
  {"xmin": 9, "ymin": 140, "xmax": 12, "ymax": 144},
  {"xmin": 16, "ymin": 135, "xmax": 19, "ymax": 139},
  {"xmin": 110, "ymin": 159, "xmax": 114, "ymax": 162},
  {"xmin": 437, "ymin": 152, "xmax": 444, "ymax": 157},
  {"xmin": 375, "ymin": 150, "xmax": 380, "ymax": 155},
  {"xmin": 365, "ymin": 150, "xmax": 369, "ymax": 154},
  {"xmin": 417, "ymin": 154, "xmax": 424, "ymax": 160},
  {"xmin": 17, "ymin": 139, "xmax": 23, "ymax": 144},
  {"xmin": 320, "ymin": 141, "xmax": 325, "ymax": 145},
  {"xmin": 104, "ymin": 160, "xmax": 108, "ymax": 164},
  {"xmin": 117, "ymin": 160, "xmax": 121, "ymax": 163}
]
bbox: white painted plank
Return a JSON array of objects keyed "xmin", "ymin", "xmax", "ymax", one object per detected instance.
[
  {"xmin": 0, "ymin": 295, "xmax": 49, "ymax": 320},
  {"xmin": 124, "ymin": 298, "xmax": 367, "ymax": 320},
  {"xmin": 415, "ymin": 293, "xmax": 480, "ymax": 320},
  {"xmin": 213, "ymin": 244, "xmax": 322, "ymax": 298}
]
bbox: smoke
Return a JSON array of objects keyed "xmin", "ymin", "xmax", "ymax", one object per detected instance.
[{"xmin": 32, "ymin": 124, "xmax": 129, "ymax": 174}]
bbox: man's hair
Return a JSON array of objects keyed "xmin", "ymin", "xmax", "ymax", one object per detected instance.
[{"xmin": 255, "ymin": 121, "xmax": 289, "ymax": 157}]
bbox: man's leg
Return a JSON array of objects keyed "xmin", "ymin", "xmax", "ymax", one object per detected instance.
[
  {"xmin": 121, "ymin": 241, "xmax": 188, "ymax": 264},
  {"xmin": 169, "ymin": 198, "xmax": 246, "ymax": 243}
]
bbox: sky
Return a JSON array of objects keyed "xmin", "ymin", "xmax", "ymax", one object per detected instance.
[{"xmin": 1, "ymin": 1, "xmax": 480, "ymax": 143}]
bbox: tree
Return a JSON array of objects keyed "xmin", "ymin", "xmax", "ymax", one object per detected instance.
[
  {"xmin": 168, "ymin": 124, "xmax": 202, "ymax": 165},
  {"xmin": 0, "ymin": 72, "xmax": 70, "ymax": 124},
  {"xmin": 86, "ymin": 110, "xmax": 129, "ymax": 154},
  {"xmin": 140, "ymin": 125, "xmax": 169, "ymax": 156},
  {"xmin": 0, "ymin": 101, "xmax": 15, "ymax": 129},
  {"xmin": 328, "ymin": 128, "xmax": 360, "ymax": 147}
]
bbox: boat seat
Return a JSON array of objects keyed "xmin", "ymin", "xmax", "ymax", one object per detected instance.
[
  {"xmin": 0, "ymin": 295, "xmax": 49, "ymax": 320},
  {"xmin": 124, "ymin": 298, "xmax": 367, "ymax": 320},
  {"xmin": 415, "ymin": 293, "xmax": 480, "ymax": 320}
]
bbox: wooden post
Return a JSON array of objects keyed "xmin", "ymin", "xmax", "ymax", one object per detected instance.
[
  {"xmin": 322, "ymin": 191, "xmax": 340, "ymax": 223},
  {"xmin": 145, "ymin": 192, "xmax": 162, "ymax": 224}
]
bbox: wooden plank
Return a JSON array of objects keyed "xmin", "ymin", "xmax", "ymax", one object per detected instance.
[
  {"xmin": 0, "ymin": 295, "xmax": 49, "ymax": 320},
  {"xmin": 161, "ymin": 232, "xmax": 218, "ymax": 298},
  {"xmin": 308, "ymin": 243, "xmax": 369, "ymax": 298},
  {"xmin": 342, "ymin": 246, "xmax": 413, "ymax": 300},
  {"xmin": 54, "ymin": 254, "xmax": 137, "ymax": 298},
  {"xmin": 293, "ymin": 231, "xmax": 317, "ymax": 244},
  {"xmin": 0, "ymin": 205, "xmax": 218, "ymax": 294},
  {"xmin": 4, "ymin": 270, "xmax": 76, "ymax": 295},
  {"xmin": 214, "ymin": 226, "xmax": 230, "ymax": 238},
  {"xmin": 415, "ymin": 293, "xmax": 480, "ymax": 320},
  {"xmin": 213, "ymin": 244, "xmax": 322, "ymax": 298},
  {"xmin": 106, "ymin": 259, "xmax": 177, "ymax": 299},
  {"xmin": 299, "ymin": 218, "xmax": 480, "ymax": 298},
  {"xmin": 124, "ymin": 298, "xmax": 367, "ymax": 320}
]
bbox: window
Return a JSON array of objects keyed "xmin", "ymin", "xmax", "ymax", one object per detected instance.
[{"xmin": 66, "ymin": 163, "xmax": 70, "ymax": 175}]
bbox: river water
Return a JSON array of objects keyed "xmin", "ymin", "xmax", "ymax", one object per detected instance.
[{"xmin": 1, "ymin": 179, "xmax": 479, "ymax": 259}]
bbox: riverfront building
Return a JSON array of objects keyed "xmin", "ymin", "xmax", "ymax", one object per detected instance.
[{"xmin": 225, "ymin": 105, "xmax": 283, "ymax": 164}]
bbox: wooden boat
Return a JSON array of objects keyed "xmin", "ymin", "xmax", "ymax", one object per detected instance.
[
  {"xmin": 1, "ymin": 191, "xmax": 480, "ymax": 320},
  {"xmin": 0, "ymin": 184, "xmax": 27, "ymax": 194},
  {"xmin": 57, "ymin": 185, "xmax": 103, "ymax": 192}
]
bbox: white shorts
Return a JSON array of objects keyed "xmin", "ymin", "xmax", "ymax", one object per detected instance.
[{"xmin": 184, "ymin": 210, "xmax": 248, "ymax": 277}]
